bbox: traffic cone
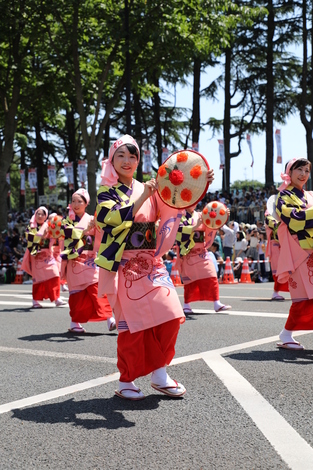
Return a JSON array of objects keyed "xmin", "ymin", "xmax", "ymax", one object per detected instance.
[
  {"xmin": 12, "ymin": 259, "xmax": 23, "ymax": 284},
  {"xmin": 171, "ymin": 258, "xmax": 183, "ymax": 287},
  {"xmin": 220, "ymin": 257, "xmax": 237, "ymax": 284},
  {"xmin": 240, "ymin": 258, "xmax": 254, "ymax": 284}
]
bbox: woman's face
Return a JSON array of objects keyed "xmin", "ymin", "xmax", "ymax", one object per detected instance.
[
  {"xmin": 112, "ymin": 145, "xmax": 138, "ymax": 185},
  {"xmin": 35, "ymin": 210, "xmax": 46, "ymax": 225},
  {"xmin": 71, "ymin": 195, "xmax": 87, "ymax": 217},
  {"xmin": 290, "ymin": 164, "xmax": 311, "ymax": 190}
]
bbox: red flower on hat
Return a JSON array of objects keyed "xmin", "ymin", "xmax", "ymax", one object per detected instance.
[
  {"xmin": 190, "ymin": 165, "xmax": 202, "ymax": 179},
  {"xmin": 169, "ymin": 168, "xmax": 184, "ymax": 186},
  {"xmin": 161, "ymin": 186, "xmax": 171, "ymax": 201},
  {"xmin": 158, "ymin": 165, "xmax": 167, "ymax": 177},
  {"xmin": 181, "ymin": 188, "xmax": 192, "ymax": 202},
  {"xmin": 176, "ymin": 152, "xmax": 188, "ymax": 163}
]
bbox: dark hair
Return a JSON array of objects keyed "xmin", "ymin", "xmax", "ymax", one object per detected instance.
[
  {"xmin": 112, "ymin": 143, "xmax": 139, "ymax": 162},
  {"xmin": 287, "ymin": 158, "xmax": 311, "ymax": 172},
  {"xmin": 237, "ymin": 231, "xmax": 245, "ymax": 241},
  {"xmin": 212, "ymin": 241, "xmax": 219, "ymax": 249}
]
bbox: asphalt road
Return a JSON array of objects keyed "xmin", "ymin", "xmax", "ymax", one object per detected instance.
[{"xmin": 1, "ymin": 282, "xmax": 313, "ymax": 470}]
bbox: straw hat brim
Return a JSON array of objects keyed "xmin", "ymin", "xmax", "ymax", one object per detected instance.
[
  {"xmin": 156, "ymin": 150, "xmax": 210, "ymax": 209},
  {"xmin": 202, "ymin": 201, "xmax": 228, "ymax": 229}
]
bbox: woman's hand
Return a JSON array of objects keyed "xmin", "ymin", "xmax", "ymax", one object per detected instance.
[
  {"xmin": 207, "ymin": 169, "xmax": 214, "ymax": 185},
  {"xmin": 226, "ymin": 208, "xmax": 230, "ymax": 217},
  {"xmin": 143, "ymin": 178, "xmax": 158, "ymax": 199},
  {"xmin": 83, "ymin": 217, "xmax": 95, "ymax": 236}
]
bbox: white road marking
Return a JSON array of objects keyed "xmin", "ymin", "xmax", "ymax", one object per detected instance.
[
  {"xmin": 190, "ymin": 308, "xmax": 288, "ymax": 318},
  {"xmin": 203, "ymin": 353, "xmax": 313, "ymax": 470},
  {"xmin": 0, "ymin": 346, "xmax": 117, "ymax": 364},
  {"xmin": 0, "ymin": 373, "xmax": 119, "ymax": 414}
]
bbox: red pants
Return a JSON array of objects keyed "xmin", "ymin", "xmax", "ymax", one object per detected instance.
[
  {"xmin": 33, "ymin": 276, "xmax": 60, "ymax": 302},
  {"xmin": 69, "ymin": 283, "xmax": 112, "ymax": 323},
  {"xmin": 285, "ymin": 299, "xmax": 313, "ymax": 331},
  {"xmin": 117, "ymin": 318, "xmax": 181, "ymax": 382},
  {"xmin": 184, "ymin": 277, "xmax": 219, "ymax": 303},
  {"xmin": 273, "ymin": 275, "xmax": 289, "ymax": 293}
]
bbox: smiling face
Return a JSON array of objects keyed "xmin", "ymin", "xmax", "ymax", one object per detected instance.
[
  {"xmin": 112, "ymin": 145, "xmax": 138, "ymax": 185},
  {"xmin": 35, "ymin": 210, "xmax": 47, "ymax": 225},
  {"xmin": 290, "ymin": 163, "xmax": 311, "ymax": 190},
  {"xmin": 71, "ymin": 194, "xmax": 87, "ymax": 217}
]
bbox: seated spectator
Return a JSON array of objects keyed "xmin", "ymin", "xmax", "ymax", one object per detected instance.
[
  {"xmin": 233, "ymin": 256, "xmax": 243, "ymax": 280},
  {"xmin": 208, "ymin": 241, "xmax": 224, "ymax": 279},
  {"xmin": 0, "ymin": 250, "xmax": 16, "ymax": 284},
  {"xmin": 163, "ymin": 250, "xmax": 176, "ymax": 277}
]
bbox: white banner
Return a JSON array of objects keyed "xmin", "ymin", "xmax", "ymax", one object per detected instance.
[
  {"xmin": 275, "ymin": 129, "xmax": 282, "ymax": 164},
  {"xmin": 192, "ymin": 142, "xmax": 199, "ymax": 152},
  {"xmin": 78, "ymin": 160, "xmax": 87, "ymax": 187},
  {"xmin": 246, "ymin": 134, "xmax": 254, "ymax": 168},
  {"xmin": 6, "ymin": 173, "xmax": 10, "ymax": 185},
  {"xmin": 38, "ymin": 195, "xmax": 48, "ymax": 206},
  {"xmin": 20, "ymin": 169, "xmax": 25, "ymax": 195},
  {"xmin": 64, "ymin": 162, "xmax": 74, "ymax": 189},
  {"xmin": 143, "ymin": 150, "xmax": 152, "ymax": 174},
  {"xmin": 28, "ymin": 168, "xmax": 38, "ymax": 193},
  {"xmin": 48, "ymin": 165, "xmax": 56, "ymax": 189},
  {"xmin": 162, "ymin": 148, "xmax": 169, "ymax": 164},
  {"xmin": 218, "ymin": 139, "xmax": 225, "ymax": 170}
]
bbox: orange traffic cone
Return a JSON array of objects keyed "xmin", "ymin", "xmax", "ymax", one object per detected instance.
[
  {"xmin": 12, "ymin": 259, "xmax": 23, "ymax": 284},
  {"xmin": 240, "ymin": 258, "xmax": 254, "ymax": 283},
  {"xmin": 220, "ymin": 257, "xmax": 237, "ymax": 284},
  {"xmin": 171, "ymin": 258, "xmax": 183, "ymax": 287}
]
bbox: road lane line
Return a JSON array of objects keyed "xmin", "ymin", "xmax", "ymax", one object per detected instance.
[
  {"xmin": 203, "ymin": 353, "xmax": 313, "ymax": 470},
  {"xmin": 189, "ymin": 309, "xmax": 288, "ymax": 318},
  {"xmin": 0, "ymin": 373, "xmax": 119, "ymax": 415},
  {"xmin": 0, "ymin": 346, "xmax": 117, "ymax": 364}
]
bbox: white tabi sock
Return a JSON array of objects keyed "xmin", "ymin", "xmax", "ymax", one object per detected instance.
[
  {"xmin": 151, "ymin": 366, "xmax": 176, "ymax": 387},
  {"xmin": 214, "ymin": 300, "xmax": 224, "ymax": 311},
  {"xmin": 70, "ymin": 321, "xmax": 83, "ymax": 329},
  {"xmin": 118, "ymin": 381, "xmax": 140, "ymax": 392},
  {"xmin": 279, "ymin": 328, "xmax": 297, "ymax": 344}
]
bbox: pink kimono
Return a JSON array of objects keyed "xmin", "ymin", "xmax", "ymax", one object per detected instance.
[
  {"xmin": 276, "ymin": 189, "xmax": 313, "ymax": 330},
  {"xmin": 176, "ymin": 210, "xmax": 219, "ymax": 303},
  {"xmin": 61, "ymin": 212, "xmax": 112, "ymax": 323},
  {"xmin": 97, "ymin": 180, "xmax": 185, "ymax": 334},
  {"xmin": 22, "ymin": 223, "xmax": 60, "ymax": 301}
]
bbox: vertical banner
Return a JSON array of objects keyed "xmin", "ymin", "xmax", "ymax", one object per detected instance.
[
  {"xmin": 78, "ymin": 160, "xmax": 87, "ymax": 187},
  {"xmin": 275, "ymin": 129, "xmax": 282, "ymax": 163},
  {"xmin": 20, "ymin": 169, "xmax": 25, "ymax": 195},
  {"xmin": 192, "ymin": 142, "xmax": 199, "ymax": 152},
  {"xmin": 6, "ymin": 173, "xmax": 10, "ymax": 196},
  {"xmin": 28, "ymin": 168, "xmax": 38, "ymax": 193},
  {"xmin": 246, "ymin": 134, "xmax": 254, "ymax": 168},
  {"xmin": 64, "ymin": 162, "xmax": 74, "ymax": 189},
  {"xmin": 143, "ymin": 150, "xmax": 152, "ymax": 174},
  {"xmin": 47, "ymin": 165, "xmax": 56, "ymax": 189},
  {"xmin": 218, "ymin": 139, "xmax": 225, "ymax": 170},
  {"xmin": 162, "ymin": 147, "xmax": 169, "ymax": 164}
]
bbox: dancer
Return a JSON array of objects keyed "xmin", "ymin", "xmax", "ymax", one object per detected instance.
[
  {"xmin": 95, "ymin": 134, "xmax": 214, "ymax": 400},
  {"xmin": 21, "ymin": 206, "xmax": 67, "ymax": 308},
  {"xmin": 48, "ymin": 213, "xmax": 69, "ymax": 293},
  {"xmin": 275, "ymin": 158, "xmax": 313, "ymax": 350},
  {"xmin": 265, "ymin": 210, "xmax": 289, "ymax": 300},
  {"xmin": 61, "ymin": 188, "xmax": 115, "ymax": 334},
  {"xmin": 175, "ymin": 204, "xmax": 232, "ymax": 314}
]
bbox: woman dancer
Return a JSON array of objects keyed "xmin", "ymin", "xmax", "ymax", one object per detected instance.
[
  {"xmin": 175, "ymin": 204, "xmax": 232, "ymax": 314},
  {"xmin": 96, "ymin": 134, "xmax": 214, "ymax": 400},
  {"xmin": 275, "ymin": 158, "xmax": 313, "ymax": 350},
  {"xmin": 22, "ymin": 206, "xmax": 67, "ymax": 308},
  {"xmin": 61, "ymin": 188, "xmax": 115, "ymax": 333}
]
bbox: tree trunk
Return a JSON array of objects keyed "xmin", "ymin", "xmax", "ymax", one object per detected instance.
[
  {"xmin": 192, "ymin": 58, "xmax": 201, "ymax": 146},
  {"xmin": 35, "ymin": 122, "xmax": 44, "ymax": 200},
  {"xmin": 19, "ymin": 147, "xmax": 26, "ymax": 210},
  {"xmin": 133, "ymin": 91, "xmax": 143, "ymax": 182},
  {"xmin": 153, "ymin": 75, "xmax": 162, "ymax": 166},
  {"xmin": 265, "ymin": 0, "xmax": 274, "ymax": 186},
  {"xmin": 86, "ymin": 144, "xmax": 97, "ymax": 214},
  {"xmin": 223, "ymin": 48, "xmax": 231, "ymax": 191}
]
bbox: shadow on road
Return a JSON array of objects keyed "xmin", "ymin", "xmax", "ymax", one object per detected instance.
[
  {"xmin": 11, "ymin": 395, "xmax": 167, "ymax": 429},
  {"xmin": 226, "ymin": 349, "xmax": 313, "ymax": 365},
  {"xmin": 18, "ymin": 331, "xmax": 117, "ymax": 343}
]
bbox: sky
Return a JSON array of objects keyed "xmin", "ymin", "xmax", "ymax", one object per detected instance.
[{"xmin": 172, "ymin": 66, "xmax": 307, "ymax": 192}]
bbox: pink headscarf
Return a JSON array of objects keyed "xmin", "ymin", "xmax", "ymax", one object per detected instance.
[
  {"xmin": 30, "ymin": 206, "xmax": 48, "ymax": 228},
  {"xmin": 278, "ymin": 158, "xmax": 298, "ymax": 191},
  {"xmin": 68, "ymin": 188, "xmax": 90, "ymax": 220},
  {"xmin": 100, "ymin": 134, "xmax": 140, "ymax": 187}
]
